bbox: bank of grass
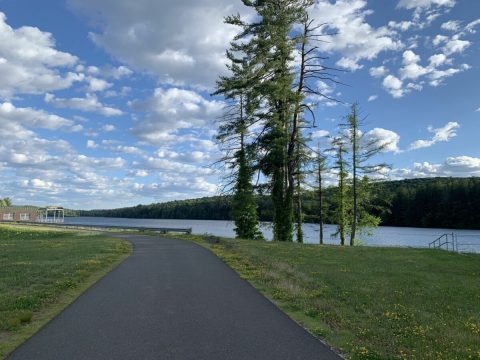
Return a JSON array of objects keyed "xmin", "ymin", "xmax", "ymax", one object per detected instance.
[
  {"xmin": 173, "ymin": 234, "xmax": 480, "ymax": 360},
  {"xmin": 0, "ymin": 224, "xmax": 131, "ymax": 358}
]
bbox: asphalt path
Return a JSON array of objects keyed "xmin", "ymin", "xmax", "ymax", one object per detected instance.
[{"xmin": 8, "ymin": 234, "xmax": 342, "ymax": 360}]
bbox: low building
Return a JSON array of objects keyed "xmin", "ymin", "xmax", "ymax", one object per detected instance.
[
  {"xmin": 0, "ymin": 206, "xmax": 40, "ymax": 222},
  {"xmin": 0, "ymin": 206, "xmax": 65, "ymax": 223}
]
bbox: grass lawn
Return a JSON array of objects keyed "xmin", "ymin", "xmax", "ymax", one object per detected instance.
[
  {"xmin": 0, "ymin": 224, "xmax": 131, "ymax": 358},
  {"xmin": 175, "ymin": 234, "xmax": 480, "ymax": 360}
]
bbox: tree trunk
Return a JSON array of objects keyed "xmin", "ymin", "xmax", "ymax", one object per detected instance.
[
  {"xmin": 350, "ymin": 106, "xmax": 357, "ymax": 246},
  {"xmin": 318, "ymin": 162, "xmax": 324, "ymax": 245}
]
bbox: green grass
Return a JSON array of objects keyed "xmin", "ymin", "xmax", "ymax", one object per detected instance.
[
  {"xmin": 173, "ymin": 234, "xmax": 480, "ymax": 360},
  {"xmin": 0, "ymin": 224, "xmax": 131, "ymax": 358}
]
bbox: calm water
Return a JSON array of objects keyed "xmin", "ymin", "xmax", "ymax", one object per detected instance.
[{"xmin": 65, "ymin": 217, "xmax": 480, "ymax": 252}]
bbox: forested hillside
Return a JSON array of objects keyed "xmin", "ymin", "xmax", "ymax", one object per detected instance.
[{"xmin": 80, "ymin": 177, "xmax": 480, "ymax": 229}]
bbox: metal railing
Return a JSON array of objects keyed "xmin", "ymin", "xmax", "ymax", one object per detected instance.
[
  {"xmin": 429, "ymin": 233, "xmax": 480, "ymax": 253},
  {"xmin": 32, "ymin": 222, "xmax": 192, "ymax": 234},
  {"xmin": 429, "ymin": 233, "xmax": 456, "ymax": 252}
]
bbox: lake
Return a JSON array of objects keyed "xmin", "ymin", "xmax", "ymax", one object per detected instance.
[{"xmin": 65, "ymin": 217, "xmax": 480, "ymax": 252}]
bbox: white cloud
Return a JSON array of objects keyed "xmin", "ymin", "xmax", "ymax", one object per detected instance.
[
  {"xmin": 131, "ymin": 170, "xmax": 149, "ymax": 177},
  {"xmin": 336, "ymin": 57, "xmax": 363, "ymax": 71},
  {"xmin": 390, "ymin": 156, "xmax": 480, "ymax": 179},
  {"xmin": 443, "ymin": 36, "xmax": 470, "ymax": 55},
  {"xmin": 428, "ymin": 53, "xmax": 448, "ymax": 67},
  {"xmin": 68, "ymin": 0, "xmax": 243, "ymax": 89},
  {"xmin": 311, "ymin": 130, "xmax": 330, "ymax": 139},
  {"xmin": 433, "ymin": 35, "xmax": 449, "ymax": 46},
  {"xmin": 0, "ymin": 12, "xmax": 80, "ymax": 97},
  {"xmin": 310, "ymin": 0, "xmax": 403, "ymax": 71},
  {"xmin": 402, "ymin": 50, "xmax": 421, "ymax": 65},
  {"xmin": 86, "ymin": 140, "xmax": 98, "ymax": 149},
  {"xmin": 142, "ymin": 157, "xmax": 213, "ymax": 176},
  {"xmin": 132, "ymin": 176, "xmax": 218, "ymax": 199},
  {"xmin": 101, "ymin": 124, "xmax": 116, "ymax": 132},
  {"xmin": 409, "ymin": 121, "xmax": 459, "ymax": 150},
  {"xmin": 465, "ymin": 19, "xmax": 480, "ymax": 33},
  {"xmin": 365, "ymin": 128, "xmax": 401, "ymax": 153},
  {"xmin": 399, "ymin": 50, "xmax": 429, "ymax": 80},
  {"xmin": 45, "ymin": 93, "xmax": 123, "ymax": 116},
  {"xmin": 441, "ymin": 20, "xmax": 461, "ymax": 31},
  {"xmin": 369, "ymin": 66, "xmax": 387, "ymax": 78},
  {"xmin": 382, "ymin": 75, "xmax": 404, "ymax": 98},
  {"xmin": 397, "ymin": 0, "xmax": 455, "ymax": 10},
  {"xmin": 0, "ymin": 102, "xmax": 75, "ymax": 131},
  {"xmin": 111, "ymin": 145, "xmax": 143, "ymax": 155},
  {"xmin": 131, "ymin": 87, "xmax": 223, "ymax": 145},
  {"xmin": 367, "ymin": 95, "xmax": 378, "ymax": 102},
  {"xmin": 102, "ymin": 65, "xmax": 133, "ymax": 79},
  {"xmin": 86, "ymin": 76, "xmax": 112, "ymax": 92},
  {"xmin": 388, "ymin": 20, "xmax": 414, "ymax": 32},
  {"xmin": 382, "ymin": 47, "xmax": 467, "ymax": 97}
]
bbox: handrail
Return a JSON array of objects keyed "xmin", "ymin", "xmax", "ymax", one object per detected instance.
[
  {"xmin": 429, "ymin": 233, "xmax": 456, "ymax": 252},
  {"xmin": 31, "ymin": 222, "xmax": 193, "ymax": 234}
]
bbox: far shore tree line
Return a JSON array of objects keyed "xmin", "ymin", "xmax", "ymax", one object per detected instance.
[
  {"xmin": 78, "ymin": 177, "xmax": 480, "ymax": 231},
  {"xmin": 213, "ymin": 0, "xmax": 389, "ymax": 244}
]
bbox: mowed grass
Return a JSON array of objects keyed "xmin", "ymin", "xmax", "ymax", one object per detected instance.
[
  {"xmin": 0, "ymin": 224, "xmax": 131, "ymax": 358},
  {"xmin": 176, "ymin": 234, "xmax": 480, "ymax": 360}
]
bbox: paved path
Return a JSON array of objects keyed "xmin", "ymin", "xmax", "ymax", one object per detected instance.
[{"xmin": 8, "ymin": 235, "xmax": 342, "ymax": 360}]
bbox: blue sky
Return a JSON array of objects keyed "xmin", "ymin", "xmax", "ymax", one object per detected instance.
[{"xmin": 0, "ymin": 0, "xmax": 478, "ymax": 209}]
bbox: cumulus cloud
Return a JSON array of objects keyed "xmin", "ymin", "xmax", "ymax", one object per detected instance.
[
  {"xmin": 365, "ymin": 128, "xmax": 401, "ymax": 153},
  {"xmin": 45, "ymin": 93, "xmax": 123, "ymax": 116},
  {"xmin": 131, "ymin": 176, "xmax": 218, "ymax": 200},
  {"xmin": 369, "ymin": 66, "xmax": 387, "ymax": 78},
  {"xmin": 0, "ymin": 12, "xmax": 80, "ymax": 97},
  {"xmin": 399, "ymin": 50, "xmax": 429, "ymax": 80},
  {"xmin": 367, "ymin": 95, "xmax": 378, "ymax": 102},
  {"xmin": 0, "ymin": 102, "xmax": 76, "ymax": 131},
  {"xmin": 130, "ymin": 170, "xmax": 149, "ymax": 177},
  {"xmin": 86, "ymin": 140, "xmax": 98, "ymax": 149},
  {"xmin": 428, "ymin": 53, "xmax": 448, "ymax": 67},
  {"xmin": 409, "ymin": 121, "xmax": 459, "ymax": 150},
  {"xmin": 68, "ymin": 0, "xmax": 244, "ymax": 89},
  {"xmin": 111, "ymin": 145, "xmax": 143, "ymax": 155},
  {"xmin": 465, "ymin": 19, "xmax": 480, "ymax": 33},
  {"xmin": 311, "ymin": 130, "xmax": 330, "ymax": 139},
  {"xmin": 443, "ymin": 35, "xmax": 470, "ymax": 55},
  {"xmin": 382, "ymin": 48, "xmax": 468, "ymax": 97},
  {"xmin": 441, "ymin": 20, "xmax": 461, "ymax": 31},
  {"xmin": 101, "ymin": 124, "xmax": 116, "ymax": 132},
  {"xmin": 131, "ymin": 87, "xmax": 223, "ymax": 145},
  {"xmin": 389, "ymin": 156, "xmax": 480, "ymax": 179},
  {"xmin": 397, "ymin": 0, "xmax": 455, "ymax": 10},
  {"xmin": 142, "ymin": 157, "xmax": 213, "ymax": 176},
  {"xmin": 388, "ymin": 20, "xmax": 414, "ymax": 32},
  {"xmin": 86, "ymin": 76, "xmax": 112, "ymax": 92},
  {"xmin": 382, "ymin": 75, "xmax": 404, "ymax": 98},
  {"xmin": 309, "ymin": 0, "xmax": 403, "ymax": 71}
]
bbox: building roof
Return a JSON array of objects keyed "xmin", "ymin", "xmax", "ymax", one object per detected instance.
[{"xmin": 0, "ymin": 206, "xmax": 39, "ymax": 212}]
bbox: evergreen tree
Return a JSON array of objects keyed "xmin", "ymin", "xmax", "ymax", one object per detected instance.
[
  {"xmin": 341, "ymin": 103, "xmax": 389, "ymax": 245},
  {"xmin": 216, "ymin": 0, "xmax": 337, "ymax": 242},
  {"xmin": 315, "ymin": 142, "xmax": 328, "ymax": 245},
  {"xmin": 214, "ymin": 27, "xmax": 263, "ymax": 239},
  {"xmin": 231, "ymin": 123, "xmax": 263, "ymax": 239},
  {"xmin": 331, "ymin": 136, "xmax": 350, "ymax": 246}
]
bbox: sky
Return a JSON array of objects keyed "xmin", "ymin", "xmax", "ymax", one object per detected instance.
[{"xmin": 0, "ymin": 0, "xmax": 478, "ymax": 209}]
